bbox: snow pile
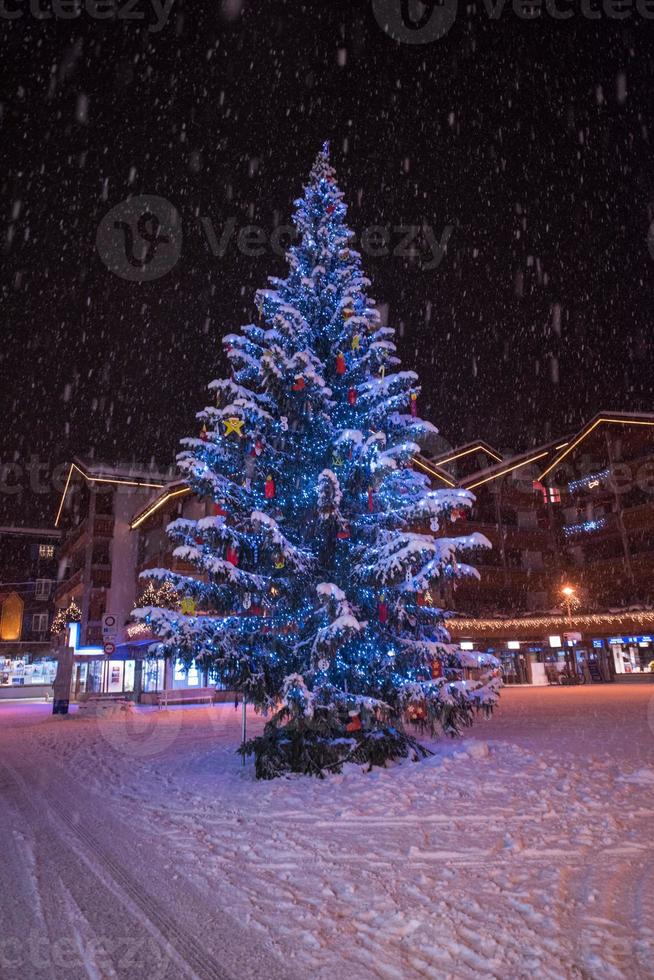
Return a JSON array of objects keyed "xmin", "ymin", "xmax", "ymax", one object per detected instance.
[{"xmin": 76, "ymin": 698, "xmax": 134, "ymax": 719}]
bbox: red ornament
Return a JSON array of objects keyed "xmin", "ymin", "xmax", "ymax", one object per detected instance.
[
  {"xmin": 336, "ymin": 351, "xmax": 346, "ymax": 375},
  {"xmin": 347, "ymin": 387, "xmax": 357, "ymax": 406},
  {"xmin": 265, "ymin": 475, "xmax": 276, "ymax": 499},
  {"xmin": 451, "ymin": 507, "xmax": 467, "ymax": 523},
  {"xmin": 292, "ymin": 376, "xmax": 305, "ymax": 391},
  {"xmin": 199, "ymin": 425, "xmax": 208, "ymax": 441},
  {"xmin": 410, "ymin": 393, "xmax": 418, "ymax": 417},
  {"xmin": 213, "ymin": 502, "xmax": 226, "ymax": 516},
  {"xmin": 431, "ymin": 659, "xmax": 443, "ymax": 679},
  {"xmin": 367, "ymin": 486, "xmax": 374, "ymax": 512},
  {"xmin": 378, "ymin": 598, "xmax": 389, "ymax": 624},
  {"xmin": 345, "ymin": 713, "xmax": 362, "ymax": 733},
  {"xmin": 225, "ymin": 545, "xmax": 239, "ymax": 566},
  {"xmin": 336, "ymin": 524, "xmax": 351, "ymax": 540},
  {"xmin": 407, "ymin": 703, "xmax": 427, "ymax": 723},
  {"xmin": 326, "ymin": 204, "xmax": 335, "ymax": 214}
]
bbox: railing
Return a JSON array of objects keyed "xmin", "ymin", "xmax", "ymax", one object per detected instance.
[
  {"xmin": 94, "ymin": 516, "xmax": 114, "ymax": 537},
  {"xmin": 55, "ymin": 568, "xmax": 82, "ymax": 598}
]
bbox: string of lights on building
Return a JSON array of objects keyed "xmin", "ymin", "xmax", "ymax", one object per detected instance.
[
  {"xmin": 567, "ymin": 469, "xmax": 610, "ymax": 494},
  {"xmin": 448, "ymin": 611, "xmax": 654, "ymax": 634},
  {"xmin": 562, "ymin": 517, "xmax": 607, "ymax": 537}
]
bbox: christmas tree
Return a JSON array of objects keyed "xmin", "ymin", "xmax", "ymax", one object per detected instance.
[
  {"xmin": 51, "ymin": 599, "xmax": 81, "ymax": 635},
  {"xmin": 135, "ymin": 144, "xmax": 500, "ymax": 778}
]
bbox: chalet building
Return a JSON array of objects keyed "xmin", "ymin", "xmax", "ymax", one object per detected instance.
[
  {"xmin": 0, "ymin": 525, "xmax": 60, "ymax": 698},
  {"xmin": 417, "ymin": 412, "xmax": 654, "ymax": 684},
  {"xmin": 52, "ymin": 459, "xmax": 171, "ymax": 699},
  {"xmin": 46, "ymin": 411, "xmax": 654, "ymax": 702}
]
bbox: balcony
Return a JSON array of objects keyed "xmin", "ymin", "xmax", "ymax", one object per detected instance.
[
  {"xmin": 60, "ymin": 515, "xmax": 115, "ymax": 557},
  {"xmin": 91, "ymin": 567, "xmax": 111, "ymax": 589},
  {"xmin": 562, "ymin": 514, "xmax": 618, "ymax": 540},
  {"xmin": 55, "ymin": 568, "xmax": 83, "ymax": 599}
]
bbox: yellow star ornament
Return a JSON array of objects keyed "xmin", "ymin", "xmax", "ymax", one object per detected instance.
[{"xmin": 223, "ymin": 417, "xmax": 245, "ymax": 437}]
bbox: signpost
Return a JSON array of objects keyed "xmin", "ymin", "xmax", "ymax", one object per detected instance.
[
  {"xmin": 102, "ymin": 614, "xmax": 118, "ymax": 656},
  {"xmin": 102, "ymin": 614, "xmax": 117, "ymax": 638}
]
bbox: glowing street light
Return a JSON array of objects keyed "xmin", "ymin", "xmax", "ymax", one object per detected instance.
[{"xmin": 561, "ymin": 585, "xmax": 578, "ymax": 622}]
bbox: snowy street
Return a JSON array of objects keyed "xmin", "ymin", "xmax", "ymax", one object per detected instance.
[{"xmin": 0, "ymin": 686, "xmax": 653, "ymax": 979}]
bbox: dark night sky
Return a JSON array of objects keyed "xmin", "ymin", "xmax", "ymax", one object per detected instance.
[{"xmin": 1, "ymin": 1, "xmax": 653, "ymax": 524}]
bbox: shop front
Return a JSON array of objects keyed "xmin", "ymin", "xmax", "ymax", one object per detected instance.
[
  {"xmin": 72, "ymin": 650, "xmax": 228, "ymax": 702},
  {"xmin": 448, "ymin": 612, "xmax": 654, "ymax": 685},
  {"xmin": 0, "ymin": 653, "xmax": 58, "ymax": 699},
  {"xmin": 608, "ymin": 635, "xmax": 654, "ymax": 679},
  {"xmin": 73, "ymin": 654, "xmax": 137, "ymax": 699}
]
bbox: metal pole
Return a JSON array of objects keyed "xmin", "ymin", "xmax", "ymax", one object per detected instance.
[{"xmin": 241, "ymin": 696, "xmax": 247, "ymax": 766}]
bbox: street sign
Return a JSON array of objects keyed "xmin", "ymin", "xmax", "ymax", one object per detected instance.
[
  {"xmin": 103, "ymin": 641, "xmax": 116, "ymax": 656},
  {"xmin": 102, "ymin": 614, "xmax": 117, "ymax": 637}
]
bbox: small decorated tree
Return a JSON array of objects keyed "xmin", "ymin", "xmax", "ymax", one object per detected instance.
[
  {"xmin": 135, "ymin": 144, "xmax": 499, "ymax": 777},
  {"xmin": 50, "ymin": 599, "xmax": 81, "ymax": 635}
]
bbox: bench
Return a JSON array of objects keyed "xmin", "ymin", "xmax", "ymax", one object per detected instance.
[{"xmin": 156, "ymin": 687, "xmax": 216, "ymax": 709}]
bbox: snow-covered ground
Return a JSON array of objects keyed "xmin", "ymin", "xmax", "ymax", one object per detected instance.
[{"xmin": 1, "ymin": 686, "xmax": 653, "ymax": 979}]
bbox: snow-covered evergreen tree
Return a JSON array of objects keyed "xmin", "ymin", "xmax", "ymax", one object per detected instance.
[{"xmin": 135, "ymin": 144, "xmax": 500, "ymax": 777}]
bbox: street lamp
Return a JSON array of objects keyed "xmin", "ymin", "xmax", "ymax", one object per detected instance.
[{"xmin": 561, "ymin": 585, "xmax": 578, "ymax": 623}]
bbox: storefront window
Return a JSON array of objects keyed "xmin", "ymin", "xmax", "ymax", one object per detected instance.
[
  {"xmin": 106, "ymin": 661, "xmax": 123, "ymax": 692},
  {"xmin": 0, "ymin": 657, "xmax": 57, "ymax": 687},
  {"xmin": 142, "ymin": 658, "xmax": 165, "ymax": 693},
  {"xmin": 123, "ymin": 660, "xmax": 135, "ymax": 693},
  {"xmin": 610, "ymin": 638, "xmax": 654, "ymax": 674},
  {"xmin": 173, "ymin": 658, "xmax": 203, "ymax": 688},
  {"xmin": 207, "ymin": 667, "xmax": 226, "ymax": 691}
]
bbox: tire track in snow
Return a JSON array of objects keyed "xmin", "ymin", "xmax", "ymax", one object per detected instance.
[{"xmin": 0, "ymin": 757, "xmax": 290, "ymax": 980}]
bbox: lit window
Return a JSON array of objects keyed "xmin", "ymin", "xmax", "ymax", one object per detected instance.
[
  {"xmin": 533, "ymin": 481, "xmax": 561, "ymax": 505},
  {"xmin": 39, "ymin": 544, "xmax": 55, "ymax": 559},
  {"xmin": 1, "ymin": 593, "xmax": 24, "ymax": 641},
  {"xmin": 32, "ymin": 612, "xmax": 49, "ymax": 633},
  {"xmin": 35, "ymin": 579, "xmax": 52, "ymax": 600}
]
